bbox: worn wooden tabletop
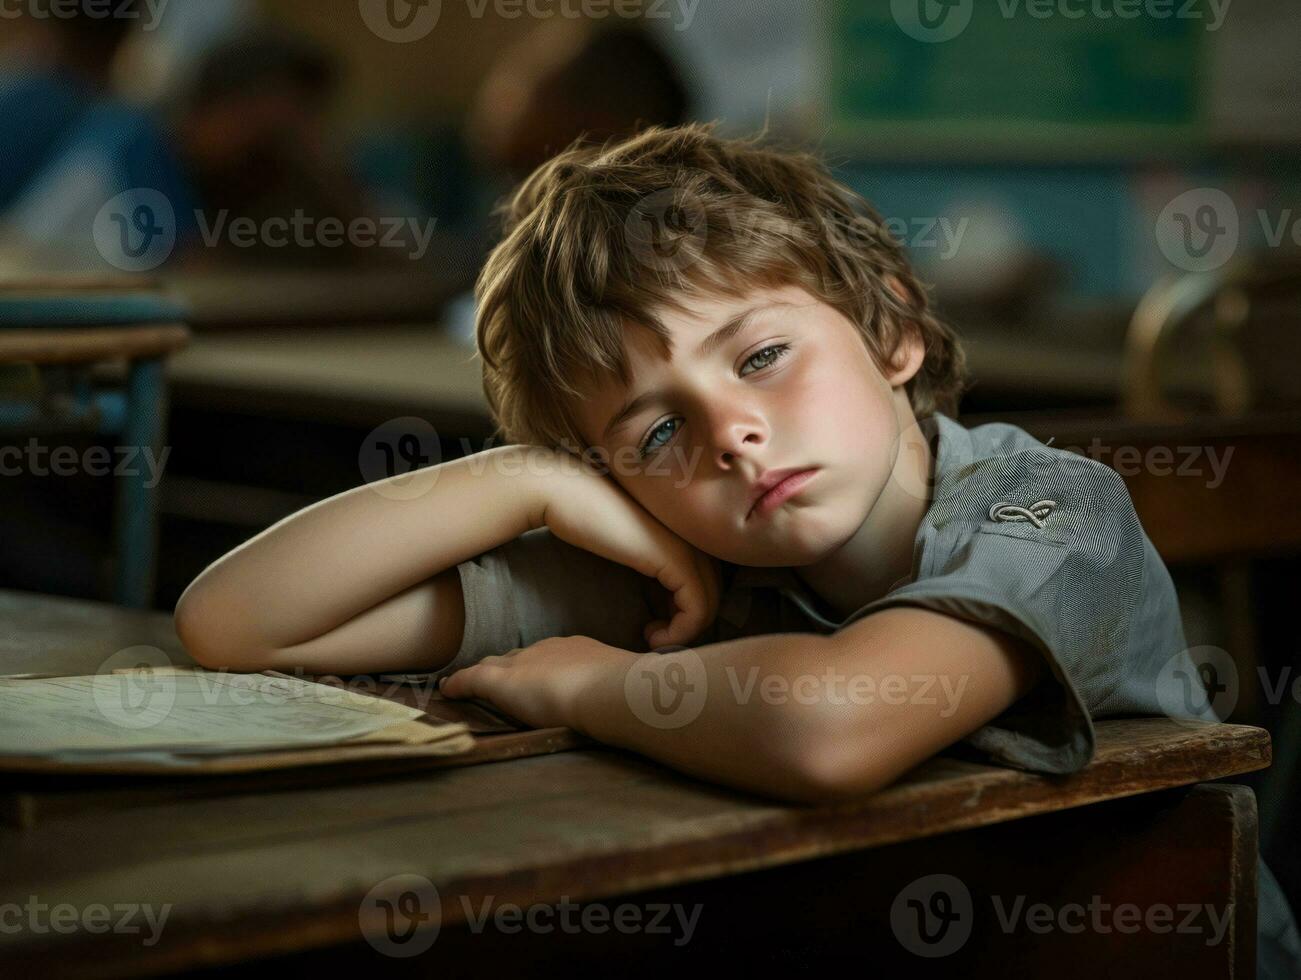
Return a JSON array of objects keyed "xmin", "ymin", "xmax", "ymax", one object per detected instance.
[{"xmin": 0, "ymin": 588, "xmax": 1275, "ymax": 976}]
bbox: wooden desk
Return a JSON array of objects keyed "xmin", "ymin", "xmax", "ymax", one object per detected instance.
[
  {"xmin": 0, "ymin": 589, "xmax": 1273, "ymax": 978},
  {"xmin": 164, "ymin": 270, "xmax": 465, "ymax": 330},
  {"xmin": 0, "ymin": 270, "xmax": 463, "ymax": 330},
  {"xmin": 160, "ymin": 323, "xmax": 490, "ymax": 433}
]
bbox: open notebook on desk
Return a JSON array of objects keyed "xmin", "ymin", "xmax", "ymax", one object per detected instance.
[
  {"xmin": 0, "ymin": 667, "xmax": 592, "ymax": 830},
  {"xmin": 0, "ymin": 666, "xmax": 475, "ymax": 772}
]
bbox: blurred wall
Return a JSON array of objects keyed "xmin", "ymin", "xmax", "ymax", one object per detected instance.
[{"xmin": 245, "ymin": 0, "xmax": 1301, "ymax": 311}]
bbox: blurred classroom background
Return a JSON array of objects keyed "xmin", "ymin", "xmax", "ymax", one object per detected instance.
[{"xmin": 0, "ymin": 0, "xmax": 1298, "ymax": 899}]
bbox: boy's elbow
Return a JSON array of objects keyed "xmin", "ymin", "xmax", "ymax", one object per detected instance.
[
  {"xmin": 782, "ymin": 709, "xmax": 895, "ymax": 806},
  {"xmin": 173, "ymin": 594, "xmax": 272, "ymax": 673},
  {"xmin": 172, "ymin": 598, "xmax": 229, "ymax": 669},
  {"xmin": 784, "ymin": 750, "xmax": 893, "ymax": 806}
]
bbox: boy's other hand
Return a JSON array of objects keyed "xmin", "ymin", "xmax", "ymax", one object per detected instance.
[
  {"xmin": 535, "ymin": 451, "xmax": 722, "ymax": 649},
  {"xmin": 437, "ymin": 635, "xmax": 635, "ymax": 733}
]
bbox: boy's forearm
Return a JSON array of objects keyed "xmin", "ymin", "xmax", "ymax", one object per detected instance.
[
  {"xmin": 574, "ymin": 632, "xmax": 853, "ymax": 805},
  {"xmin": 176, "ymin": 446, "xmax": 554, "ymax": 657}
]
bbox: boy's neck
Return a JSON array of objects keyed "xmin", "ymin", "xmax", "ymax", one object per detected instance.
[{"xmin": 793, "ymin": 407, "xmax": 936, "ymax": 621}]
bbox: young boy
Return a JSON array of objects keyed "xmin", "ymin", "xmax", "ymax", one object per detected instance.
[{"xmin": 174, "ymin": 123, "xmax": 1299, "ymax": 975}]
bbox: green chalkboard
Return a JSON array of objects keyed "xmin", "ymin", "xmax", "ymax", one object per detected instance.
[{"xmin": 828, "ymin": 1, "xmax": 1209, "ymax": 157}]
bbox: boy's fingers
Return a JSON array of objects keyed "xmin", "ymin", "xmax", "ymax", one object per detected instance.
[
  {"xmin": 645, "ymin": 620, "xmax": 667, "ymax": 648},
  {"xmin": 669, "ymin": 581, "xmax": 709, "ymax": 646},
  {"xmin": 646, "ymin": 546, "xmax": 717, "ymax": 648},
  {"xmin": 646, "ymin": 613, "xmax": 683, "ymax": 649},
  {"xmin": 441, "ymin": 664, "xmax": 490, "ymax": 701}
]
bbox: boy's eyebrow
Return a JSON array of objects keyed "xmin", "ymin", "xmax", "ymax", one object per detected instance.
[{"xmin": 602, "ymin": 303, "xmax": 779, "ymax": 440}]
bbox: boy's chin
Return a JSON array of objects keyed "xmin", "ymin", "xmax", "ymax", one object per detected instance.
[{"xmin": 723, "ymin": 526, "xmax": 842, "ymax": 569}]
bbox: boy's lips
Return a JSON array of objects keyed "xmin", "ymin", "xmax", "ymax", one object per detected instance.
[{"xmin": 746, "ymin": 467, "xmax": 820, "ymax": 520}]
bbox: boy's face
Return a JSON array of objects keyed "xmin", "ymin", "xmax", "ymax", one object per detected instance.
[{"xmin": 572, "ymin": 283, "xmax": 924, "ymax": 567}]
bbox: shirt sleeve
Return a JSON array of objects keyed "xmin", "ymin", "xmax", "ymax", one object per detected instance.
[
  {"xmin": 420, "ymin": 528, "xmax": 656, "ymax": 682},
  {"xmin": 845, "ymin": 447, "xmax": 1150, "ymax": 776}
]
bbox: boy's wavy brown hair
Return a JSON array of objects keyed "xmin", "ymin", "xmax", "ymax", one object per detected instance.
[{"xmin": 475, "ymin": 121, "xmax": 969, "ymax": 452}]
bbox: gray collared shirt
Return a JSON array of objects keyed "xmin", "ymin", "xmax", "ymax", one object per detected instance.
[
  {"xmin": 431, "ymin": 410, "xmax": 1217, "ymax": 771},
  {"xmin": 416, "ymin": 410, "xmax": 1299, "ymax": 976}
]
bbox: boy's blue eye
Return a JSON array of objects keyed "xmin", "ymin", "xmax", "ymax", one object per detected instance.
[
  {"xmin": 636, "ymin": 343, "xmax": 792, "ymax": 458},
  {"xmin": 639, "ymin": 418, "xmax": 681, "ymax": 456}
]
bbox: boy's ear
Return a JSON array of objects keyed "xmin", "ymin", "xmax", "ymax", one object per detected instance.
[
  {"xmin": 883, "ymin": 327, "xmax": 925, "ymax": 387},
  {"xmin": 882, "ymin": 275, "xmax": 926, "ymax": 387}
]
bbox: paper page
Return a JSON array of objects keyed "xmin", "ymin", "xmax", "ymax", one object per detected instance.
[{"xmin": 0, "ymin": 667, "xmax": 433, "ymax": 756}]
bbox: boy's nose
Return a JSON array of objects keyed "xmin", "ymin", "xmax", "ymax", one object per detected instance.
[{"xmin": 711, "ymin": 419, "xmax": 766, "ymax": 469}]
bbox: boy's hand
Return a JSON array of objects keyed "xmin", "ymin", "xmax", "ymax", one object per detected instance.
[
  {"xmin": 437, "ymin": 635, "xmax": 634, "ymax": 732},
  {"xmin": 536, "ymin": 452, "xmax": 722, "ymax": 650}
]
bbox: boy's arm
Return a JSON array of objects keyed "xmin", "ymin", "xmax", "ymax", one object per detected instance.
[
  {"xmin": 173, "ymin": 446, "xmax": 555, "ymax": 674},
  {"xmin": 573, "ymin": 606, "xmax": 1044, "ymax": 805}
]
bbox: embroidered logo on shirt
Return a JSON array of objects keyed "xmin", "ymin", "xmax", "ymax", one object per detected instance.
[{"xmin": 988, "ymin": 499, "xmax": 1057, "ymax": 528}]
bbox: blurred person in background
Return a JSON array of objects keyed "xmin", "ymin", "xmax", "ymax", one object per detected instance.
[
  {"xmin": 171, "ymin": 30, "xmax": 387, "ymax": 270},
  {"xmin": 444, "ymin": 19, "xmax": 691, "ymax": 341},
  {"xmin": 1, "ymin": 24, "xmax": 387, "ymax": 273},
  {"xmin": 0, "ymin": 9, "xmax": 138, "ymax": 212},
  {"xmin": 0, "ymin": 7, "xmax": 198, "ymax": 272},
  {"xmin": 111, "ymin": 0, "xmax": 254, "ymax": 107},
  {"xmin": 465, "ymin": 18, "xmax": 691, "ymax": 185}
]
